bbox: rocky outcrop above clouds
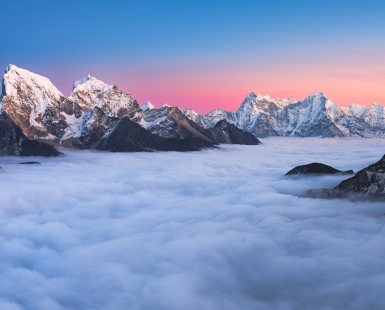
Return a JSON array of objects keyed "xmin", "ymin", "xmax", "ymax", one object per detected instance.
[
  {"xmin": 307, "ymin": 155, "xmax": 385, "ymax": 201},
  {"xmin": 285, "ymin": 163, "xmax": 353, "ymax": 175}
]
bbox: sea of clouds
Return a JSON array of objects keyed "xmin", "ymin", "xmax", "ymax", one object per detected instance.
[{"xmin": 0, "ymin": 137, "xmax": 384, "ymax": 310}]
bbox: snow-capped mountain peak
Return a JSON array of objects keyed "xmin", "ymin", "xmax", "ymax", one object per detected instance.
[
  {"xmin": 256, "ymin": 93, "xmax": 271, "ymax": 101},
  {"xmin": 183, "ymin": 109, "xmax": 200, "ymax": 123},
  {"xmin": 3, "ymin": 64, "xmax": 63, "ymax": 101},
  {"xmin": 142, "ymin": 101, "xmax": 155, "ymax": 111},
  {"xmin": 70, "ymin": 75, "xmax": 139, "ymax": 118},
  {"xmin": 1, "ymin": 64, "xmax": 74, "ymax": 140},
  {"xmin": 245, "ymin": 92, "xmax": 257, "ymax": 100},
  {"xmin": 303, "ymin": 92, "xmax": 324, "ymax": 101},
  {"xmin": 71, "ymin": 75, "xmax": 115, "ymax": 93},
  {"xmin": 342, "ymin": 103, "xmax": 368, "ymax": 117},
  {"xmin": 72, "ymin": 74, "xmax": 92, "ymax": 90},
  {"xmin": 5, "ymin": 64, "xmax": 15, "ymax": 73}
]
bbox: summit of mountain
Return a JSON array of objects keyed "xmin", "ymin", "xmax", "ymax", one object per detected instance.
[{"xmin": 70, "ymin": 74, "xmax": 141, "ymax": 119}]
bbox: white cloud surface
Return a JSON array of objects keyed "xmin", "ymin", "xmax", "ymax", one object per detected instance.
[{"xmin": 0, "ymin": 137, "xmax": 384, "ymax": 310}]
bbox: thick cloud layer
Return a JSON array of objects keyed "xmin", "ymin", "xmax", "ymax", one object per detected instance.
[{"xmin": 0, "ymin": 137, "xmax": 384, "ymax": 310}]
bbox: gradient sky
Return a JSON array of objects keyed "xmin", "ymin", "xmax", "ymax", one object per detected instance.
[{"xmin": 2, "ymin": 0, "xmax": 385, "ymax": 113}]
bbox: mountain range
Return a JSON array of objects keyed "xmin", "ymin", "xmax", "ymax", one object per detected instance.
[
  {"xmin": 184, "ymin": 92, "xmax": 385, "ymax": 138},
  {"xmin": 0, "ymin": 65, "xmax": 260, "ymax": 156},
  {"xmin": 1, "ymin": 65, "xmax": 384, "ymax": 156}
]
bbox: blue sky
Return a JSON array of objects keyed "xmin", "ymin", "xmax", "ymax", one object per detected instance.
[{"xmin": 2, "ymin": 0, "xmax": 384, "ymax": 112}]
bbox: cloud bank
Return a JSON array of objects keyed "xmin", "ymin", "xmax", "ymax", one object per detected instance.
[{"xmin": 0, "ymin": 137, "xmax": 385, "ymax": 310}]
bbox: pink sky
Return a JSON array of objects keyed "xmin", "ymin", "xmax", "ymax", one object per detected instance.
[
  {"xmin": 110, "ymin": 60, "xmax": 385, "ymax": 114},
  {"xmin": 45, "ymin": 45, "xmax": 385, "ymax": 115}
]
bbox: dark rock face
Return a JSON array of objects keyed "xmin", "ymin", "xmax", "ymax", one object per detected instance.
[
  {"xmin": 285, "ymin": 163, "xmax": 353, "ymax": 175},
  {"xmin": 307, "ymin": 155, "xmax": 385, "ymax": 201},
  {"xmin": 19, "ymin": 138, "xmax": 61, "ymax": 157},
  {"xmin": 95, "ymin": 117, "xmax": 214, "ymax": 152},
  {"xmin": 167, "ymin": 107, "xmax": 214, "ymax": 142},
  {"xmin": 0, "ymin": 112, "xmax": 21, "ymax": 155},
  {"xmin": 0, "ymin": 112, "xmax": 61, "ymax": 157},
  {"xmin": 206, "ymin": 120, "xmax": 261, "ymax": 145},
  {"xmin": 20, "ymin": 162, "xmax": 41, "ymax": 164}
]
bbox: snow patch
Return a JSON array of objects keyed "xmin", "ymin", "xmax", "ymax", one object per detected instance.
[{"xmin": 139, "ymin": 115, "xmax": 168, "ymax": 130}]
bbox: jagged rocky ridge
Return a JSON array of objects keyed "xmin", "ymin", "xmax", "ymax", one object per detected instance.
[
  {"xmin": 183, "ymin": 92, "xmax": 385, "ymax": 138},
  {"xmin": 138, "ymin": 104, "xmax": 260, "ymax": 144},
  {"xmin": 0, "ymin": 65, "xmax": 259, "ymax": 156},
  {"xmin": 307, "ymin": 155, "xmax": 385, "ymax": 201}
]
